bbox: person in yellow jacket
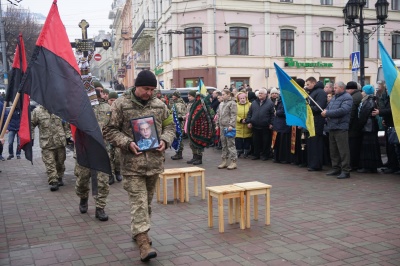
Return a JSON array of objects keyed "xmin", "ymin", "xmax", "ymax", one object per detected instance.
[{"xmin": 235, "ymin": 92, "xmax": 252, "ymax": 158}]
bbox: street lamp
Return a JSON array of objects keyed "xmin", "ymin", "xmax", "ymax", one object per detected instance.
[{"xmin": 343, "ymin": 0, "xmax": 389, "ymax": 86}]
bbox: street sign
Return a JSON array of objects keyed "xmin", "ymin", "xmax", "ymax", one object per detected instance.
[
  {"xmin": 94, "ymin": 54, "xmax": 102, "ymax": 61},
  {"xmin": 351, "ymin": 51, "xmax": 360, "ymax": 71}
]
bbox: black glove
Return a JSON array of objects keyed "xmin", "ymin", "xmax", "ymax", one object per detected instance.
[
  {"xmin": 66, "ymin": 137, "xmax": 73, "ymax": 145},
  {"xmin": 31, "ymin": 140, "xmax": 34, "ymax": 147},
  {"xmin": 178, "ymin": 117, "xmax": 183, "ymax": 122}
]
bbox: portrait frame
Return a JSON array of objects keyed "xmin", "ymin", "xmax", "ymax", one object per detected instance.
[{"xmin": 130, "ymin": 115, "xmax": 160, "ymax": 152}]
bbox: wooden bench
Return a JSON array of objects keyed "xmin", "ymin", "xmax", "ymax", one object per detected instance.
[
  {"xmin": 206, "ymin": 185, "xmax": 245, "ymax": 233},
  {"xmin": 179, "ymin": 166, "xmax": 206, "ymax": 202},
  {"xmin": 233, "ymin": 181, "xmax": 272, "ymax": 228},
  {"xmin": 156, "ymin": 168, "xmax": 185, "ymax": 204}
]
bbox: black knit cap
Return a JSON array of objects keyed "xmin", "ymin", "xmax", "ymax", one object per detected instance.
[
  {"xmin": 135, "ymin": 70, "xmax": 157, "ymax": 87},
  {"xmin": 346, "ymin": 81, "xmax": 358, "ymax": 90}
]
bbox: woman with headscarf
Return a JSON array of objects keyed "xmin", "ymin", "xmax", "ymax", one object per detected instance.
[
  {"xmin": 357, "ymin": 85, "xmax": 382, "ymax": 173},
  {"xmin": 235, "ymin": 92, "xmax": 252, "ymax": 158}
]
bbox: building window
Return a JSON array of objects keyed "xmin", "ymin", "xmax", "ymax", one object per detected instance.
[
  {"xmin": 281, "ymin": 29, "xmax": 294, "ymax": 57},
  {"xmin": 185, "ymin": 27, "xmax": 202, "ymax": 56},
  {"xmin": 321, "ymin": 0, "xmax": 333, "ymax": 5},
  {"xmin": 361, "ymin": 33, "xmax": 369, "ymax": 58},
  {"xmin": 321, "ymin": 31, "xmax": 333, "ymax": 57},
  {"xmin": 231, "ymin": 78, "xmax": 250, "ymax": 89},
  {"xmin": 184, "ymin": 78, "xmax": 201, "ymax": 88},
  {"xmin": 159, "ymin": 39, "xmax": 164, "ymax": 63},
  {"xmin": 393, "ymin": 34, "xmax": 400, "ymax": 59},
  {"xmin": 230, "ymin": 27, "xmax": 249, "ymax": 55},
  {"xmin": 169, "ymin": 34, "xmax": 172, "ymax": 60},
  {"xmin": 392, "ymin": 0, "xmax": 400, "ymax": 10}
]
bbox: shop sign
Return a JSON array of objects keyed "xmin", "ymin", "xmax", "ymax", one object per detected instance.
[{"xmin": 284, "ymin": 57, "xmax": 333, "ymax": 68}]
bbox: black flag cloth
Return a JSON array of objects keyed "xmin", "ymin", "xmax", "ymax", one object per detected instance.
[{"xmin": 19, "ymin": 0, "xmax": 111, "ymax": 174}]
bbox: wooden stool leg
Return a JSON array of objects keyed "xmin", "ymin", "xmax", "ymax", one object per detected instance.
[
  {"xmin": 239, "ymin": 191, "xmax": 245, "ymax": 230},
  {"xmin": 246, "ymin": 193, "xmax": 251, "ymax": 228},
  {"xmin": 173, "ymin": 179, "xmax": 177, "ymax": 201},
  {"xmin": 235, "ymin": 198, "xmax": 239, "ymax": 223},
  {"xmin": 194, "ymin": 176, "xmax": 198, "ymax": 196},
  {"xmin": 179, "ymin": 176, "xmax": 185, "ymax": 203},
  {"xmin": 201, "ymin": 172, "xmax": 205, "ymax": 200},
  {"xmin": 156, "ymin": 177, "xmax": 160, "ymax": 203},
  {"xmin": 254, "ymin": 195, "xmax": 259, "ymax": 221},
  {"xmin": 228, "ymin": 198, "xmax": 233, "ymax": 224},
  {"xmin": 185, "ymin": 173, "xmax": 189, "ymax": 202},
  {"xmin": 218, "ymin": 194, "xmax": 224, "ymax": 233},
  {"xmin": 163, "ymin": 175, "xmax": 167, "ymax": 205},
  {"xmin": 266, "ymin": 189, "xmax": 270, "ymax": 225},
  {"xmin": 208, "ymin": 191, "xmax": 213, "ymax": 228}
]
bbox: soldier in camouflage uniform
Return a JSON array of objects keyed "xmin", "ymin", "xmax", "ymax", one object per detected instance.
[
  {"xmin": 103, "ymin": 70, "xmax": 175, "ymax": 262},
  {"xmin": 107, "ymin": 91, "xmax": 122, "ymax": 183},
  {"xmin": 169, "ymin": 91, "xmax": 187, "ymax": 160},
  {"xmin": 31, "ymin": 106, "xmax": 72, "ymax": 191},
  {"xmin": 185, "ymin": 90, "xmax": 204, "ymax": 165},
  {"xmin": 75, "ymin": 82, "xmax": 111, "ymax": 221}
]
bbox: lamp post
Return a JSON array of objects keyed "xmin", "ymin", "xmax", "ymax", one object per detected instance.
[{"xmin": 343, "ymin": 0, "xmax": 389, "ymax": 86}]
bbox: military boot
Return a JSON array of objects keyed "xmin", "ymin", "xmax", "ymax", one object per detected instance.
[
  {"xmin": 218, "ymin": 158, "xmax": 228, "ymax": 169},
  {"xmin": 95, "ymin": 207, "xmax": 109, "ymax": 221},
  {"xmin": 171, "ymin": 151, "xmax": 183, "ymax": 160},
  {"xmin": 132, "ymin": 234, "xmax": 153, "ymax": 245},
  {"xmin": 79, "ymin": 198, "xmax": 88, "ymax": 213},
  {"xmin": 227, "ymin": 159, "xmax": 237, "ymax": 170},
  {"xmin": 108, "ymin": 174, "xmax": 115, "ymax": 185},
  {"xmin": 135, "ymin": 232, "xmax": 157, "ymax": 262},
  {"xmin": 58, "ymin": 177, "xmax": 64, "ymax": 186},
  {"xmin": 50, "ymin": 182, "xmax": 59, "ymax": 191},
  {"xmin": 192, "ymin": 155, "xmax": 202, "ymax": 165},
  {"xmin": 115, "ymin": 171, "xmax": 123, "ymax": 182},
  {"xmin": 186, "ymin": 154, "xmax": 196, "ymax": 164}
]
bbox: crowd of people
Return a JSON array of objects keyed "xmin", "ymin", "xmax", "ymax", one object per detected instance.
[{"xmin": 1, "ymin": 71, "xmax": 398, "ymax": 262}]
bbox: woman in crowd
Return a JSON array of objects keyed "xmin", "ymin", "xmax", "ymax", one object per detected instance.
[
  {"xmin": 216, "ymin": 89, "xmax": 238, "ymax": 170},
  {"xmin": 357, "ymin": 85, "xmax": 382, "ymax": 173},
  {"xmin": 271, "ymin": 88, "xmax": 291, "ymax": 163},
  {"xmin": 235, "ymin": 92, "xmax": 252, "ymax": 158}
]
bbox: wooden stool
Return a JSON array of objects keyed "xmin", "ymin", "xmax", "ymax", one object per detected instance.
[
  {"xmin": 179, "ymin": 166, "xmax": 205, "ymax": 202},
  {"xmin": 233, "ymin": 181, "xmax": 272, "ymax": 228},
  {"xmin": 156, "ymin": 168, "xmax": 185, "ymax": 204},
  {"xmin": 206, "ymin": 185, "xmax": 245, "ymax": 233}
]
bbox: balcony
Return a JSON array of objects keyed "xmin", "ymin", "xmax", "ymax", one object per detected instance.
[
  {"xmin": 135, "ymin": 60, "xmax": 150, "ymax": 70},
  {"xmin": 132, "ymin": 20, "xmax": 156, "ymax": 52}
]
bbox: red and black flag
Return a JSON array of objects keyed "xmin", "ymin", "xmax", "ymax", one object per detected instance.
[
  {"xmin": 18, "ymin": 0, "xmax": 111, "ymax": 174},
  {"xmin": 7, "ymin": 34, "xmax": 32, "ymax": 162}
]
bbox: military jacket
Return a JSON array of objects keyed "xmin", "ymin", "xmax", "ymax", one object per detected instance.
[
  {"xmin": 31, "ymin": 106, "xmax": 71, "ymax": 149},
  {"xmin": 103, "ymin": 90, "xmax": 176, "ymax": 176},
  {"xmin": 93, "ymin": 101, "xmax": 111, "ymax": 140},
  {"xmin": 170, "ymin": 98, "xmax": 186, "ymax": 120}
]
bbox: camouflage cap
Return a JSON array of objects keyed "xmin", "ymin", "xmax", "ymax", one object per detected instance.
[
  {"xmin": 188, "ymin": 90, "xmax": 196, "ymax": 97},
  {"xmin": 108, "ymin": 91, "xmax": 118, "ymax": 99},
  {"xmin": 103, "ymin": 88, "xmax": 109, "ymax": 94},
  {"xmin": 172, "ymin": 90, "xmax": 181, "ymax": 98},
  {"xmin": 93, "ymin": 81, "xmax": 104, "ymax": 89}
]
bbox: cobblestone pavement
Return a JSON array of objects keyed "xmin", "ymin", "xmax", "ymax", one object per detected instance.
[{"xmin": 1, "ymin": 137, "xmax": 400, "ymax": 266}]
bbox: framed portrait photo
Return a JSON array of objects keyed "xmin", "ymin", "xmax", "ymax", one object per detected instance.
[{"xmin": 130, "ymin": 116, "xmax": 160, "ymax": 152}]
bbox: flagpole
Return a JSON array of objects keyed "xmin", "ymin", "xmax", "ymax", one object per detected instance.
[
  {"xmin": 296, "ymin": 84, "xmax": 324, "ymax": 112},
  {"xmin": 0, "ymin": 92, "xmax": 20, "ymax": 139},
  {"xmin": 0, "ymin": 103, "xmax": 6, "ymax": 131}
]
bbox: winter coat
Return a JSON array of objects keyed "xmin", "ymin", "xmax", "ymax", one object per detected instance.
[
  {"xmin": 273, "ymin": 98, "xmax": 291, "ymax": 133},
  {"xmin": 358, "ymin": 95, "xmax": 379, "ymax": 133},
  {"xmin": 236, "ymin": 94, "xmax": 252, "ymax": 138},
  {"xmin": 31, "ymin": 106, "xmax": 71, "ymax": 149},
  {"xmin": 325, "ymin": 91, "xmax": 353, "ymax": 131},
  {"xmin": 246, "ymin": 98, "xmax": 275, "ymax": 129},
  {"xmin": 348, "ymin": 90, "xmax": 363, "ymax": 138},
  {"xmin": 377, "ymin": 90, "xmax": 393, "ymax": 127},
  {"xmin": 308, "ymin": 81, "xmax": 327, "ymax": 135},
  {"xmin": 103, "ymin": 88, "xmax": 176, "ymax": 176},
  {"xmin": 6, "ymin": 108, "xmax": 21, "ymax": 131}
]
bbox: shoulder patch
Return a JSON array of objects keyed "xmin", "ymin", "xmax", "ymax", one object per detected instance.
[{"xmin": 106, "ymin": 111, "xmax": 111, "ymax": 116}]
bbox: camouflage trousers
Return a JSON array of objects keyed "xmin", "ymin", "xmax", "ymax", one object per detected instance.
[
  {"xmin": 109, "ymin": 145, "xmax": 121, "ymax": 174},
  {"xmin": 189, "ymin": 142, "xmax": 203, "ymax": 156},
  {"xmin": 123, "ymin": 174, "xmax": 158, "ymax": 237},
  {"xmin": 74, "ymin": 163, "xmax": 109, "ymax": 208},
  {"xmin": 41, "ymin": 147, "xmax": 66, "ymax": 184},
  {"xmin": 220, "ymin": 134, "xmax": 238, "ymax": 160}
]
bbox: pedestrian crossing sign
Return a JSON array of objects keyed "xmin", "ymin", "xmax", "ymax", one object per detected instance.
[{"xmin": 351, "ymin": 51, "xmax": 360, "ymax": 71}]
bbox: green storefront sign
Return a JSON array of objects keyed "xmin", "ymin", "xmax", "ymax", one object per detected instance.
[
  {"xmin": 284, "ymin": 57, "xmax": 333, "ymax": 68},
  {"xmin": 154, "ymin": 67, "xmax": 164, "ymax": 75}
]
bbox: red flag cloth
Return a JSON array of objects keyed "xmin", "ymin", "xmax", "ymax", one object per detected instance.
[
  {"xmin": 19, "ymin": 1, "xmax": 111, "ymax": 174},
  {"xmin": 7, "ymin": 34, "xmax": 33, "ymax": 162}
]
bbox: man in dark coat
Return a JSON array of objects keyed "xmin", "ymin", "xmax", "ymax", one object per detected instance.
[
  {"xmin": 345, "ymin": 81, "xmax": 363, "ymax": 171},
  {"xmin": 246, "ymin": 88, "xmax": 275, "ymax": 160},
  {"xmin": 305, "ymin": 77, "xmax": 327, "ymax": 171}
]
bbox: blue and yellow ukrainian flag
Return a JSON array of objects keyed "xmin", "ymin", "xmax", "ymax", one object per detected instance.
[
  {"xmin": 378, "ymin": 40, "xmax": 400, "ymax": 139},
  {"xmin": 198, "ymin": 78, "xmax": 207, "ymax": 96},
  {"xmin": 274, "ymin": 63, "xmax": 315, "ymax": 137}
]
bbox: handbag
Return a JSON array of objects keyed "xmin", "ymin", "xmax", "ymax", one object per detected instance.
[
  {"xmin": 223, "ymin": 127, "xmax": 236, "ymax": 138},
  {"xmin": 387, "ymin": 127, "xmax": 399, "ymax": 144}
]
